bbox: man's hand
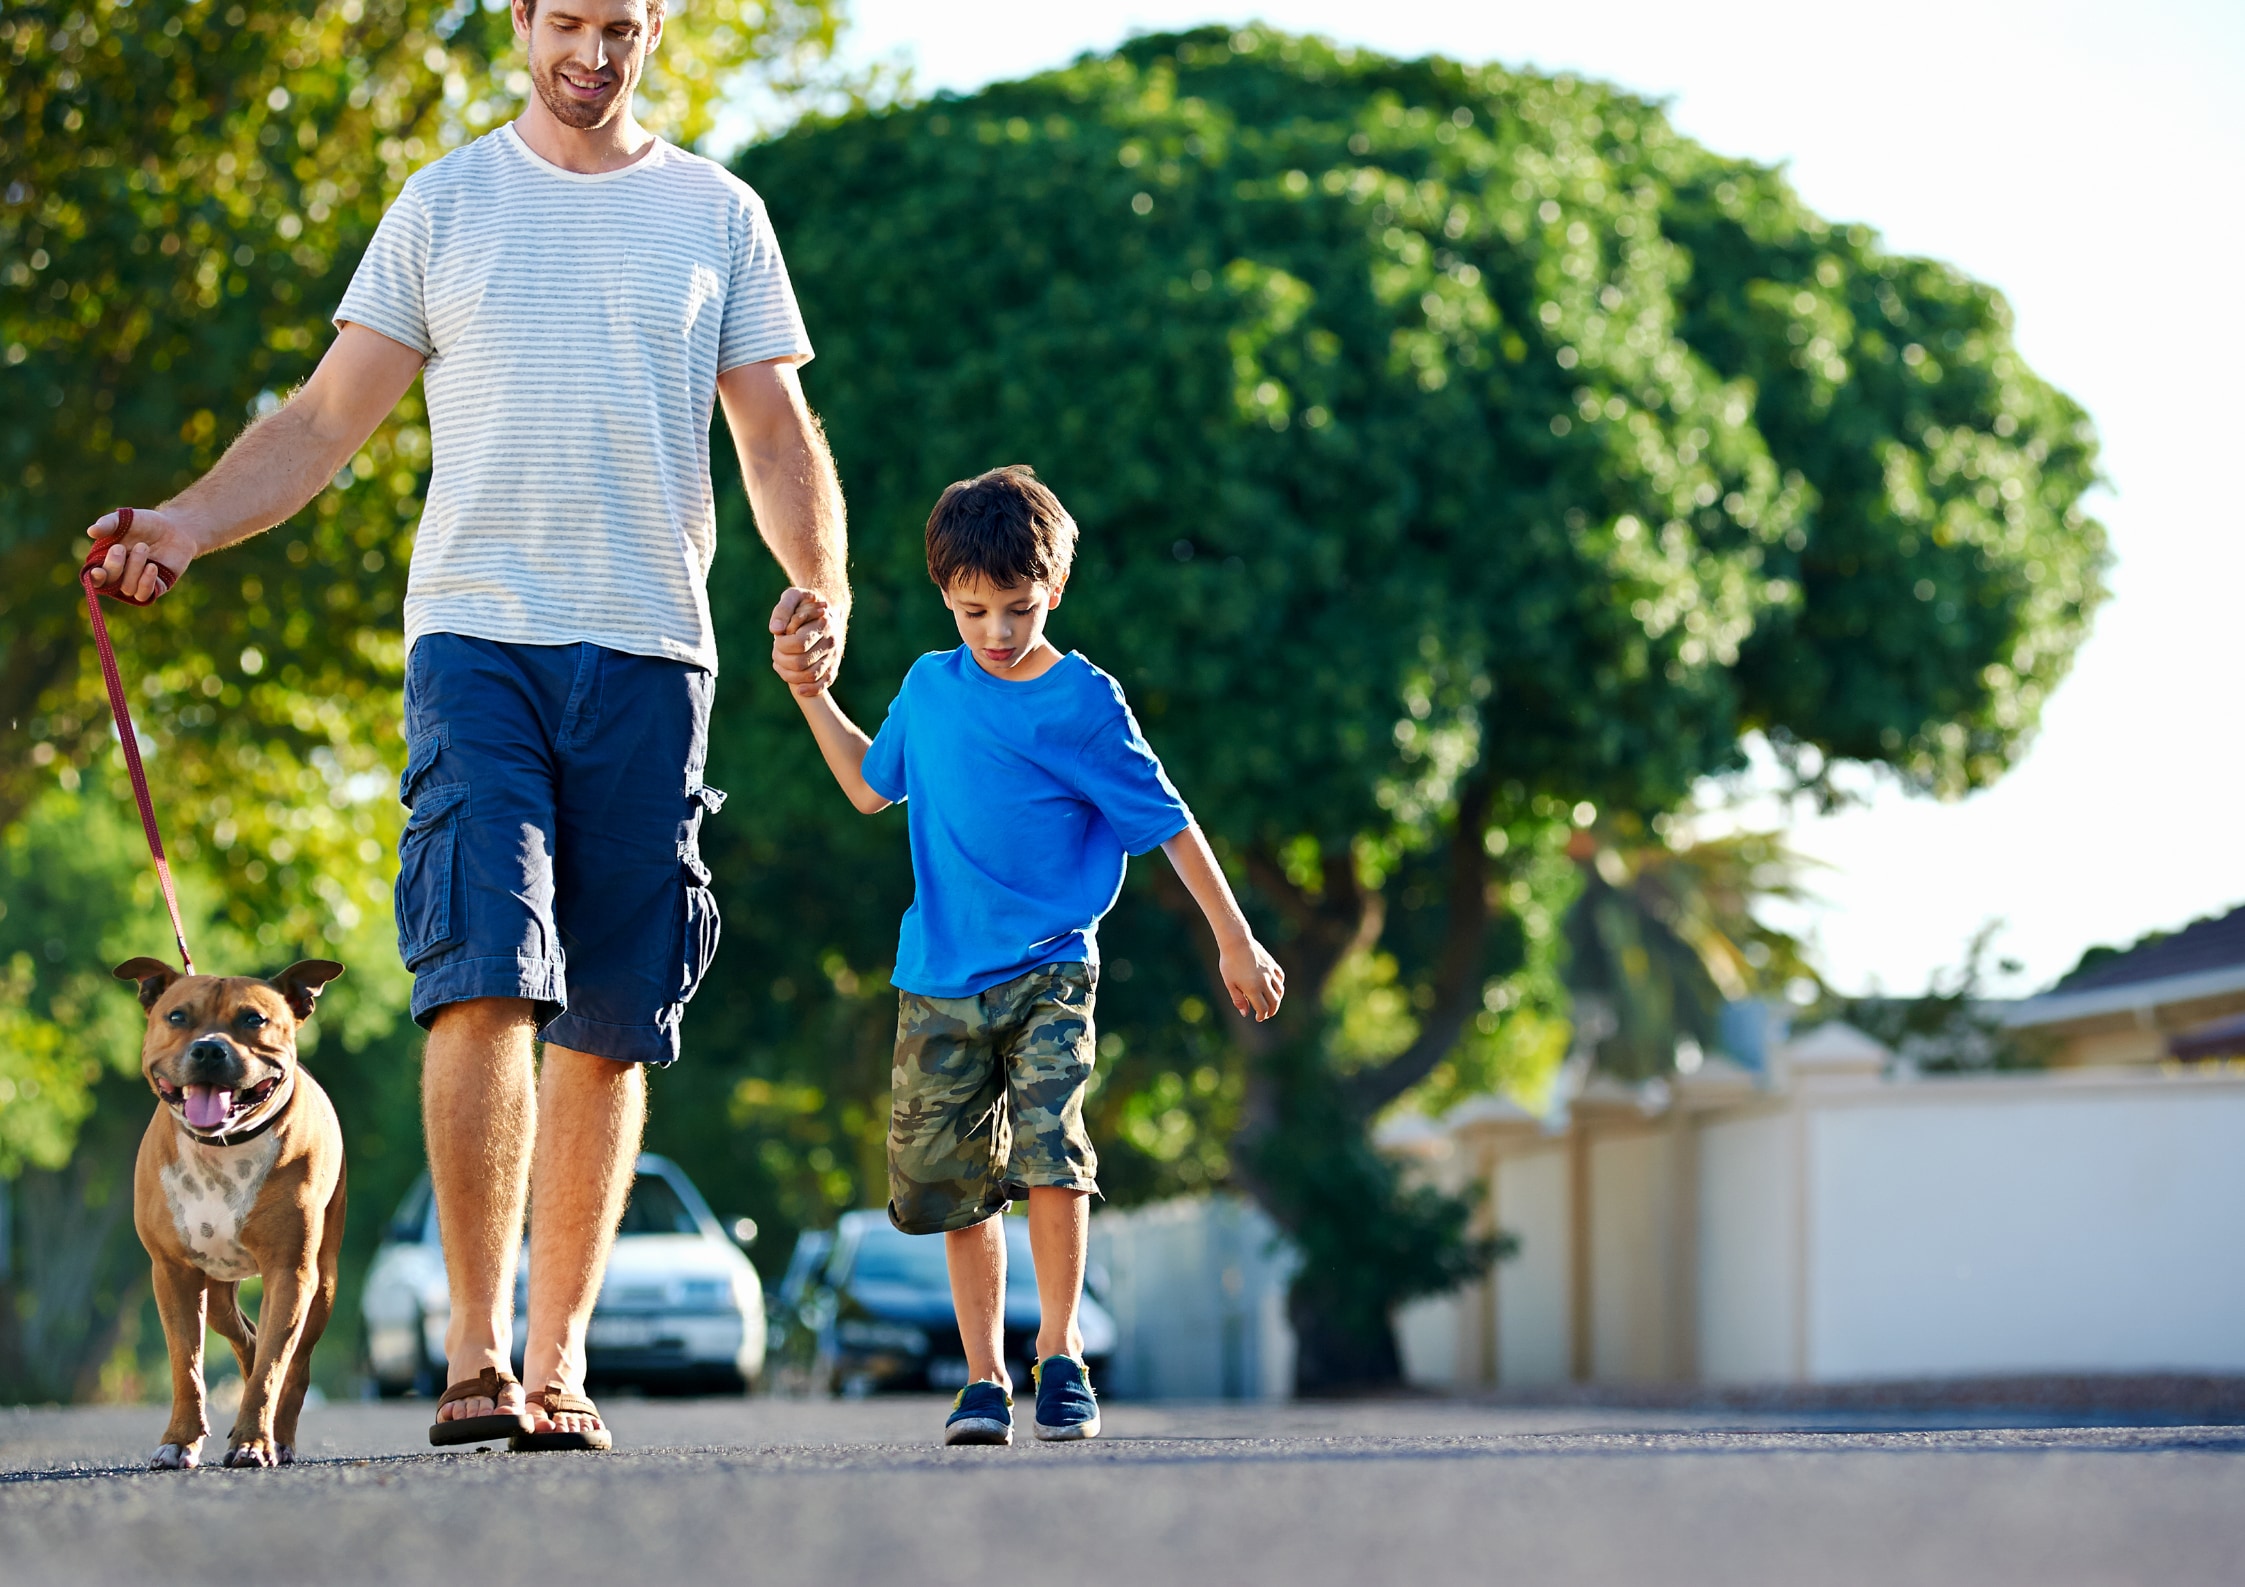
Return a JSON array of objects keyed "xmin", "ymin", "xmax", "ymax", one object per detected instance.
[
  {"xmin": 770, "ymin": 586, "xmax": 842, "ymax": 696},
  {"xmin": 1219, "ymin": 934, "xmax": 1287, "ymax": 1023},
  {"xmin": 84, "ymin": 507, "xmax": 203, "ymax": 603}
]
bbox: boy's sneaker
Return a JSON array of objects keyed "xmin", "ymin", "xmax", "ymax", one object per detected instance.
[
  {"xmin": 1031, "ymin": 1354, "xmax": 1101, "ymax": 1442},
  {"xmin": 943, "ymin": 1380, "xmax": 1014, "ymax": 1446}
]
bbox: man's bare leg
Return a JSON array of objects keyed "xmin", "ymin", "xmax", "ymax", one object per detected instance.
[
  {"xmin": 945, "ymin": 1215, "xmax": 1009, "ymax": 1391},
  {"xmin": 423, "ymin": 997, "xmax": 538, "ymax": 1425},
  {"xmin": 1027, "ymin": 1187, "xmax": 1088, "ymax": 1362},
  {"xmin": 520, "ymin": 1044, "xmax": 645, "ymax": 1437}
]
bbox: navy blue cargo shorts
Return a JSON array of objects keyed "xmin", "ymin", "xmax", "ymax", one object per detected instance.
[{"xmin": 396, "ymin": 632, "xmax": 723, "ymax": 1066}]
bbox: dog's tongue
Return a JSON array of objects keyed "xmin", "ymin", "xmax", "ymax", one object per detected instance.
[{"xmin": 183, "ymin": 1085, "xmax": 234, "ymax": 1129}]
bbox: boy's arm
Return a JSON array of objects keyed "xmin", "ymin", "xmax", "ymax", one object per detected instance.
[
  {"xmin": 795, "ymin": 691, "xmax": 892, "ymax": 814},
  {"xmin": 771, "ymin": 592, "xmax": 891, "ymax": 814},
  {"xmin": 1160, "ymin": 824, "xmax": 1286, "ymax": 1022}
]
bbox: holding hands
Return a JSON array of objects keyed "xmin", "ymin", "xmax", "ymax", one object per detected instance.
[{"xmin": 769, "ymin": 586, "xmax": 845, "ymax": 696}]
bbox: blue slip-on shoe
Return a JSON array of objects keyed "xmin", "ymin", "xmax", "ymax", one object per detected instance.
[
  {"xmin": 1032, "ymin": 1354, "xmax": 1101, "ymax": 1442},
  {"xmin": 944, "ymin": 1380, "xmax": 1014, "ymax": 1446}
]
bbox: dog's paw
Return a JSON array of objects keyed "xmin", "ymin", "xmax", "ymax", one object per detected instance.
[
  {"xmin": 222, "ymin": 1438, "xmax": 279, "ymax": 1469},
  {"xmin": 276, "ymin": 1444, "xmax": 295, "ymax": 1466},
  {"xmin": 149, "ymin": 1442, "xmax": 200, "ymax": 1471}
]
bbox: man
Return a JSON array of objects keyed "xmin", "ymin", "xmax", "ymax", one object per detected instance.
[{"xmin": 85, "ymin": 0, "xmax": 844, "ymax": 1447}]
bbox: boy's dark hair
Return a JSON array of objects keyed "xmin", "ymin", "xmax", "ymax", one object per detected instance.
[{"xmin": 925, "ymin": 465, "xmax": 1078, "ymax": 591}]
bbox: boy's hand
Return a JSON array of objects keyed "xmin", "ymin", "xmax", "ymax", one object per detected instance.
[
  {"xmin": 769, "ymin": 586, "xmax": 841, "ymax": 696},
  {"xmin": 1220, "ymin": 935, "xmax": 1286, "ymax": 1022}
]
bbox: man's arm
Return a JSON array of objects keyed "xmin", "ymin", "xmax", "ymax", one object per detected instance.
[
  {"xmin": 1162, "ymin": 824, "xmax": 1287, "ymax": 1022},
  {"xmin": 82, "ymin": 323, "xmax": 426, "ymax": 602},
  {"xmin": 718, "ymin": 358, "xmax": 848, "ymax": 696}
]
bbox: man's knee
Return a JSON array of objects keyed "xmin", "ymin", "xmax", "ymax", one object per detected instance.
[
  {"xmin": 541, "ymin": 1041, "xmax": 644, "ymax": 1089},
  {"xmin": 428, "ymin": 996, "xmax": 539, "ymax": 1041}
]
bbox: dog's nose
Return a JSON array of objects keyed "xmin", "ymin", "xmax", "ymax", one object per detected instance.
[{"xmin": 183, "ymin": 1037, "xmax": 238, "ymax": 1079}]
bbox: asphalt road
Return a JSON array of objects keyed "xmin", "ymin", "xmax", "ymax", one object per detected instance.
[{"xmin": 3, "ymin": 1396, "xmax": 2240, "ymax": 1586}]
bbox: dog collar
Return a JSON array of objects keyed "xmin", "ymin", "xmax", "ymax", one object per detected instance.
[{"xmin": 177, "ymin": 1071, "xmax": 295, "ymax": 1148}]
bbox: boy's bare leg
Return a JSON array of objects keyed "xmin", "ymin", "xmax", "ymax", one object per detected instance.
[
  {"xmin": 521, "ymin": 1045, "xmax": 645, "ymax": 1435},
  {"xmin": 945, "ymin": 1215, "xmax": 1010, "ymax": 1390},
  {"xmin": 1027, "ymin": 1186, "xmax": 1089, "ymax": 1361},
  {"xmin": 422, "ymin": 997, "xmax": 538, "ymax": 1424}
]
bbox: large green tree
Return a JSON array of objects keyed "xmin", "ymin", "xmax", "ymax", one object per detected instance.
[{"xmin": 692, "ymin": 26, "xmax": 2106, "ymax": 1384}]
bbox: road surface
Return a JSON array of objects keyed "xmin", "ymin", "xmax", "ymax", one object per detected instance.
[{"xmin": 2, "ymin": 1396, "xmax": 2238, "ymax": 1585}]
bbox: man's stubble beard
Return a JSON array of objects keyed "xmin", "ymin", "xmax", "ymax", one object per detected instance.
[{"xmin": 530, "ymin": 52, "xmax": 636, "ymax": 131}]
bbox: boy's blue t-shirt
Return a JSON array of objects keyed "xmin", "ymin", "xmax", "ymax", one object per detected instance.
[{"xmin": 860, "ymin": 646, "xmax": 1192, "ymax": 999}]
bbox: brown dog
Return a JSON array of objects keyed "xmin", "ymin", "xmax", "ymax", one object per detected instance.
[{"xmin": 116, "ymin": 956, "xmax": 348, "ymax": 1470}]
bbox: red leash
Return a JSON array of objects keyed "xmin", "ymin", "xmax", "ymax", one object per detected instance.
[{"xmin": 80, "ymin": 507, "xmax": 195, "ymax": 975}]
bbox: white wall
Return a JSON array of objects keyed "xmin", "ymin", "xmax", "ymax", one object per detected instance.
[
  {"xmin": 1091, "ymin": 1195, "xmax": 1297, "ymax": 1400},
  {"xmin": 1394, "ymin": 1288, "xmax": 1466, "ymax": 1389},
  {"xmin": 1589, "ymin": 1131, "xmax": 1681, "ymax": 1381},
  {"xmin": 1495, "ymin": 1147, "xmax": 1572, "ymax": 1386},
  {"xmin": 1804, "ymin": 1081, "xmax": 2245, "ymax": 1379},
  {"xmin": 1696, "ymin": 1112, "xmax": 1797, "ymax": 1384},
  {"xmin": 1400, "ymin": 1065, "xmax": 2245, "ymax": 1391}
]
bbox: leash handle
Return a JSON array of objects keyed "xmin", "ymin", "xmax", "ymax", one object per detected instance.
[
  {"xmin": 80, "ymin": 507, "xmax": 195, "ymax": 975},
  {"xmin": 81, "ymin": 507, "xmax": 178, "ymax": 606}
]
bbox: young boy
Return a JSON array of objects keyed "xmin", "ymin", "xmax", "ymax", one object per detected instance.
[{"xmin": 771, "ymin": 465, "xmax": 1284, "ymax": 1445}]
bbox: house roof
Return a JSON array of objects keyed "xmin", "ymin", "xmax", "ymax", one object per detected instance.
[
  {"xmin": 2005, "ymin": 902, "xmax": 2245, "ymax": 1031},
  {"xmin": 2055, "ymin": 903, "xmax": 2245, "ymax": 994}
]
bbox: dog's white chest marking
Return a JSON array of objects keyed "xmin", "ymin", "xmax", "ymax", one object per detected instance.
[{"xmin": 161, "ymin": 1132, "xmax": 281, "ymax": 1283}]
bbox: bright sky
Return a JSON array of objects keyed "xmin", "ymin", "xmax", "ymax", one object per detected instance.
[{"xmin": 805, "ymin": 0, "xmax": 2245, "ymax": 996}]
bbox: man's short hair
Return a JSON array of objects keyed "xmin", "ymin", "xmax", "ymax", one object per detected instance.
[
  {"xmin": 521, "ymin": 0, "xmax": 664, "ymax": 20},
  {"xmin": 925, "ymin": 465, "xmax": 1079, "ymax": 591}
]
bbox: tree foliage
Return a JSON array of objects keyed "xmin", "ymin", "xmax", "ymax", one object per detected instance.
[
  {"xmin": 1825, "ymin": 921, "xmax": 2034, "ymax": 1074},
  {"xmin": 1563, "ymin": 814, "xmax": 1823, "ymax": 1080},
  {"xmin": 698, "ymin": 26, "xmax": 2106, "ymax": 1382}
]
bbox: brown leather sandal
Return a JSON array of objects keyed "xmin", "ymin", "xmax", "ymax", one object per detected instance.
[
  {"xmin": 428, "ymin": 1365, "xmax": 535, "ymax": 1447},
  {"xmin": 509, "ymin": 1382, "xmax": 614, "ymax": 1453}
]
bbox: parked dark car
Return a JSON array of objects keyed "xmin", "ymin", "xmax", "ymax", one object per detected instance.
[{"xmin": 774, "ymin": 1209, "xmax": 1116, "ymax": 1395}]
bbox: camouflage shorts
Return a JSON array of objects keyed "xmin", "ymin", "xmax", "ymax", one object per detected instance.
[{"xmin": 887, "ymin": 962, "xmax": 1100, "ymax": 1235}]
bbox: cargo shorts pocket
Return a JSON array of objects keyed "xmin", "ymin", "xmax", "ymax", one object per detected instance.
[
  {"xmin": 395, "ymin": 779, "xmax": 469, "ymax": 970},
  {"xmin": 674, "ymin": 783, "xmax": 726, "ymax": 1005}
]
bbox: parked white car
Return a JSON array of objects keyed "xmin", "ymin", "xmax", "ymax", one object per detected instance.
[{"xmin": 364, "ymin": 1153, "xmax": 766, "ymax": 1396}]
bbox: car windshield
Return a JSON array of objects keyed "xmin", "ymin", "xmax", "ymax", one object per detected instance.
[
  {"xmin": 616, "ymin": 1173, "xmax": 701, "ymax": 1237},
  {"xmin": 847, "ymin": 1225, "xmax": 952, "ymax": 1287},
  {"xmin": 844, "ymin": 1219, "xmax": 1038, "ymax": 1293}
]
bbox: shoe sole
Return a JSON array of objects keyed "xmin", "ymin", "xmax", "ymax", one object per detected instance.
[
  {"xmin": 944, "ymin": 1417, "xmax": 1014, "ymax": 1446},
  {"xmin": 1032, "ymin": 1413, "xmax": 1101, "ymax": 1442},
  {"xmin": 429, "ymin": 1413, "xmax": 534, "ymax": 1447}
]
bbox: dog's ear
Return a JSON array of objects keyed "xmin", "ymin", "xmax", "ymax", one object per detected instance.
[
  {"xmin": 113, "ymin": 957, "xmax": 183, "ymax": 1011},
  {"xmin": 269, "ymin": 959, "xmax": 345, "ymax": 1020}
]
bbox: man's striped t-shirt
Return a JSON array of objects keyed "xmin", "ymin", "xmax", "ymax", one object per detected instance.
[{"xmin": 334, "ymin": 122, "xmax": 813, "ymax": 674}]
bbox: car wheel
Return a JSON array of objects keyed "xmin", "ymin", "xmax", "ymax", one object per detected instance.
[
  {"xmin": 409, "ymin": 1308, "xmax": 441, "ymax": 1398},
  {"xmin": 709, "ymin": 1366, "xmax": 751, "ymax": 1397}
]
